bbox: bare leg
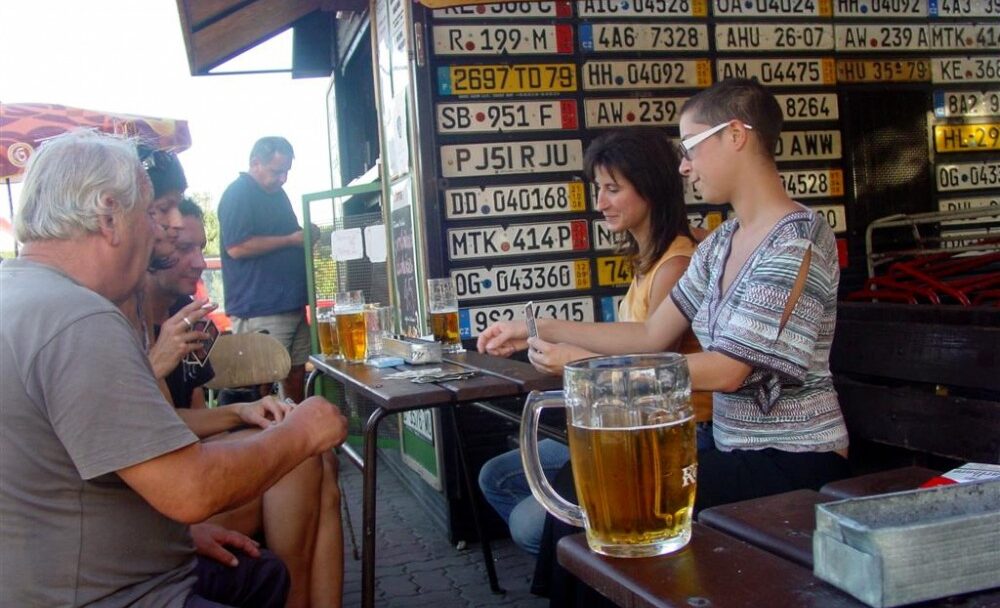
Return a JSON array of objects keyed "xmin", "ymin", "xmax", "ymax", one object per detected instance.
[
  {"xmin": 262, "ymin": 456, "xmax": 322, "ymax": 608},
  {"xmin": 283, "ymin": 364, "xmax": 306, "ymax": 403},
  {"xmin": 310, "ymin": 451, "xmax": 344, "ymax": 608}
]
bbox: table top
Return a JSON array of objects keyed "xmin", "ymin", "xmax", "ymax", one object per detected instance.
[
  {"xmin": 558, "ymin": 524, "xmax": 864, "ymax": 608},
  {"xmin": 309, "ymin": 351, "xmax": 561, "ymax": 412}
]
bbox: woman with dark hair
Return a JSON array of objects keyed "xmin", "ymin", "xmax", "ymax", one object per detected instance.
[{"xmin": 477, "ymin": 127, "xmax": 708, "ymax": 556}]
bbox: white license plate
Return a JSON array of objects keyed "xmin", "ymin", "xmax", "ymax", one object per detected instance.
[
  {"xmin": 717, "ymin": 58, "xmax": 836, "ymax": 86},
  {"xmin": 933, "ymin": 55, "xmax": 1000, "ymax": 83},
  {"xmin": 599, "ymin": 295, "xmax": 626, "ymax": 321},
  {"xmin": 447, "ymin": 220, "xmax": 590, "ymax": 260},
  {"xmin": 436, "ymin": 100, "xmax": 578, "ymax": 134},
  {"xmin": 583, "ymin": 96, "xmax": 686, "ymax": 127},
  {"xmin": 775, "ymin": 93, "xmax": 840, "ymax": 121},
  {"xmin": 577, "ymin": 0, "xmax": 709, "ymax": 17},
  {"xmin": 715, "ymin": 23, "xmax": 834, "ymax": 51},
  {"xmin": 936, "ymin": 161, "xmax": 1000, "ymax": 191},
  {"xmin": 592, "ymin": 220, "xmax": 625, "ymax": 251},
  {"xmin": 440, "ymin": 139, "xmax": 583, "ymax": 178},
  {"xmin": 583, "ymin": 59, "xmax": 713, "ymax": 91},
  {"xmin": 808, "ymin": 204, "xmax": 847, "ymax": 234},
  {"xmin": 780, "ymin": 169, "xmax": 845, "ymax": 199},
  {"xmin": 579, "ymin": 23, "xmax": 709, "ymax": 52},
  {"xmin": 836, "ymin": 58, "xmax": 931, "ymax": 82},
  {"xmin": 938, "ymin": 195, "xmax": 1000, "ymax": 225},
  {"xmin": 775, "ymin": 130, "xmax": 843, "ymax": 161},
  {"xmin": 434, "ymin": 1, "xmax": 573, "ymax": 19},
  {"xmin": 433, "ymin": 24, "xmax": 574, "ymax": 56},
  {"xmin": 714, "ymin": 0, "xmax": 833, "ymax": 17},
  {"xmin": 445, "ymin": 181, "xmax": 587, "ymax": 219},
  {"xmin": 939, "ymin": 226, "xmax": 1000, "ymax": 248},
  {"xmin": 452, "ymin": 259, "xmax": 592, "ymax": 300},
  {"xmin": 934, "ymin": 89, "xmax": 1000, "ymax": 117},
  {"xmin": 930, "ymin": 23, "xmax": 1000, "ymax": 50},
  {"xmin": 834, "ymin": 0, "xmax": 926, "ymax": 16},
  {"xmin": 592, "ymin": 179, "xmax": 703, "ymax": 207},
  {"xmin": 929, "ymin": 0, "xmax": 1000, "ymax": 17},
  {"xmin": 835, "ymin": 24, "xmax": 930, "ymax": 51},
  {"xmin": 459, "ymin": 296, "xmax": 595, "ymax": 338}
]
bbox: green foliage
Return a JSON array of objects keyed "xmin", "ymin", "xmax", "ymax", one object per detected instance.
[{"xmin": 188, "ymin": 191, "xmax": 220, "ymax": 257}]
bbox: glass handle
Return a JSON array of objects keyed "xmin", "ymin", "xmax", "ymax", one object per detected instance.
[{"xmin": 519, "ymin": 390, "xmax": 584, "ymax": 528}]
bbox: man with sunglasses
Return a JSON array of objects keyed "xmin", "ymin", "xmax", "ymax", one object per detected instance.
[{"xmin": 218, "ymin": 136, "xmax": 317, "ymax": 403}]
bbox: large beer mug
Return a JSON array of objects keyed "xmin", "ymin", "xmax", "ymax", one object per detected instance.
[{"xmin": 521, "ymin": 353, "xmax": 697, "ymax": 558}]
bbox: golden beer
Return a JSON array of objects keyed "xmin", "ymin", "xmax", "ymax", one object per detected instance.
[
  {"xmin": 567, "ymin": 416, "xmax": 697, "ymax": 555},
  {"xmin": 430, "ymin": 309, "xmax": 461, "ymax": 348},
  {"xmin": 336, "ymin": 311, "xmax": 367, "ymax": 362},
  {"xmin": 317, "ymin": 320, "xmax": 339, "ymax": 357}
]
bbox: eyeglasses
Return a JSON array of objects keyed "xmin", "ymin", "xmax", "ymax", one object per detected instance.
[{"xmin": 679, "ymin": 120, "xmax": 753, "ymax": 161}]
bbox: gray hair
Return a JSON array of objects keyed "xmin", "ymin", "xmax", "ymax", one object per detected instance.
[
  {"xmin": 249, "ymin": 136, "xmax": 294, "ymax": 164},
  {"xmin": 15, "ymin": 131, "xmax": 148, "ymax": 242}
]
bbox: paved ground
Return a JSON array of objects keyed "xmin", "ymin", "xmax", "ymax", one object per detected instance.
[{"xmin": 338, "ymin": 452, "xmax": 549, "ymax": 607}]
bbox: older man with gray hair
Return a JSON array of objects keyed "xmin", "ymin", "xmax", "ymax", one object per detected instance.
[{"xmin": 0, "ymin": 131, "xmax": 348, "ymax": 607}]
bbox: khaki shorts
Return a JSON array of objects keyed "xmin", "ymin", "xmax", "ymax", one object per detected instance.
[{"xmin": 231, "ymin": 311, "xmax": 311, "ymax": 366}]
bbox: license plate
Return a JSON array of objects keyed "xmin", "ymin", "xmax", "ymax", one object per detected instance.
[
  {"xmin": 459, "ymin": 296, "xmax": 595, "ymax": 339},
  {"xmin": 579, "ymin": 23, "xmax": 709, "ymax": 52},
  {"xmin": 929, "ymin": 0, "xmax": 1000, "ymax": 17},
  {"xmin": 583, "ymin": 96, "xmax": 686, "ymax": 127},
  {"xmin": 930, "ymin": 23, "xmax": 1000, "ymax": 50},
  {"xmin": 715, "ymin": 23, "xmax": 834, "ymax": 51},
  {"xmin": 714, "ymin": 0, "xmax": 833, "ymax": 17},
  {"xmin": 776, "ymin": 93, "xmax": 840, "ymax": 121},
  {"xmin": 683, "ymin": 180, "xmax": 706, "ymax": 204},
  {"xmin": 718, "ymin": 58, "xmax": 836, "ymax": 86},
  {"xmin": 452, "ymin": 259, "xmax": 592, "ymax": 300},
  {"xmin": 440, "ymin": 139, "xmax": 583, "ymax": 177},
  {"xmin": 578, "ymin": 0, "xmax": 709, "ymax": 17},
  {"xmin": 934, "ymin": 89, "xmax": 1000, "ymax": 117},
  {"xmin": 583, "ymin": 59, "xmax": 713, "ymax": 91},
  {"xmin": 434, "ymin": 1, "xmax": 574, "ymax": 19},
  {"xmin": 834, "ymin": 0, "xmax": 926, "ymax": 16},
  {"xmin": 437, "ymin": 100, "xmax": 578, "ymax": 134},
  {"xmin": 433, "ymin": 25, "xmax": 574, "ymax": 56},
  {"xmin": 939, "ymin": 226, "xmax": 1000, "ymax": 248},
  {"xmin": 835, "ymin": 24, "xmax": 931, "ymax": 51},
  {"xmin": 447, "ymin": 220, "xmax": 590, "ymax": 260},
  {"xmin": 599, "ymin": 295, "xmax": 625, "ymax": 321},
  {"xmin": 934, "ymin": 123, "xmax": 1000, "ymax": 153},
  {"xmin": 592, "ymin": 220, "xmax": 625, "ymax": 251},
  {"xmin": 938, "ymin": 195, "xmax": 1000, "ymax": 225},
  {"xmin": 933, "ymin": 55, "xmax": 1000, "ymax": 83},
  {"xmin": 437, "ymin": 63, "xmax": 577, "ymax": 96},
  {"xmin": 445, "ymin": 181, "xmax": 587, "ymax": 219},
  {"xmin": 596, "ymin": 255, "xmax": 633, "ymax": 287},
  {"xmin": 808, "ymin": 204, "xmax": 847, "ymax": 234},
  {"xmin": 836, "ymin": 59, "xmax": 931, "ymax": 82},
  {"xmin": 688, "ymin": 211, "xmax": 725, "ymax": 230},
  {"xmin": 775, "ymin": 130, "xmax": 843, "ymax": 161},
  {"xmin": 780, "ymin": 169, "xmax": 845, "ymax": 199},
  {"xmin": 936, "ymin": 161, "xmax": 1000, "ymax": 191}
]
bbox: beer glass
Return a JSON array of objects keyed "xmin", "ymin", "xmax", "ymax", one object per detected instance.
[
  {"xmin": 334, "ymin": 290, "xmax": 366, "ymax": 363},
  {"xmin": 521, "ymin": 353, "xmax": 697, "ymax": 558},
  {"xmin": 316, "ymin": 300, "xmax": 340, "ymax": 360},
  {"xmin": 427, "ymin": 278, "xmax": 463, "ymax": 353},
  {"xmin": 364, "ymin": 304, "xmax": 393, "ymax": 360}
]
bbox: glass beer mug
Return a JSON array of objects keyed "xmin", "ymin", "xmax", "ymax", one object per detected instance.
[{"xmin": 521, "ymin": 353, "xmax": 697, "ymax": 558}]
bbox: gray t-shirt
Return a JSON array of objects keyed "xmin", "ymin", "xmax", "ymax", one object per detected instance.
[{"xmin": 1, "ymin": 259, "xmax": 200, "ymax": 607}]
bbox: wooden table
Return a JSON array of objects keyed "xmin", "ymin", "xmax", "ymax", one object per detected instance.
[{"xmin": 306, "ymin": 351, "xmax": 560, "ymax": 608}]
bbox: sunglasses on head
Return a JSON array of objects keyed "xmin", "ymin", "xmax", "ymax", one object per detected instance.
[
  {"xmin": 138, "ymin": 147, "xmax": 178, "ymax": 172},
  {"xmin": 680, "ymin": 120, "xmax": 753, "ymax": 161}
]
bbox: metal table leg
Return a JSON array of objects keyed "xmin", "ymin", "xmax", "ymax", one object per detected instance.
[
  {"xmin": 361, "ymin": 406, "xmax": 387, "ymax": 608},
  {"xmin": 304, "ymin": 368, "xmax": 321, "ymax": 397}
]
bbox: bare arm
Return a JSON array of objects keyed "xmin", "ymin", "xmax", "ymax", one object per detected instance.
[
  {"xmin": 226, "ymin": 232, "xmax": 303, "ymax": 259},
  {"xmin": 175, "ymin": 396, "xmax": 292, "ymax": 438},
  {"xmin": 686, "ymin": 351, "xmax": 752, "ymax": 392},
  {"xmin": 118, "ymin": 396, "xmax": 347, "ymax": 524}
]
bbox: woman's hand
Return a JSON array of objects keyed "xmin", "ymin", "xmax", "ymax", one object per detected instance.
[
  {"xmin": 526, "ymin": 337, "xmax": 597, "ymax": 376},
  {"xmin": 148, "ymin": 298, "xmax": 214, "ymax": 379},
  {"xmin": 235, "ymin": 395, "xmax": 294, "ymax": 429},
  {"xmin": 477, "ymin": 320, "xmax": 530, "ymax": 357}
]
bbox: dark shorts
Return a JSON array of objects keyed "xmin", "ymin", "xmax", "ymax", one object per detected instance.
[{"xmin": 184, "ymin": 549, "xmax": 289, "ymax": 608}]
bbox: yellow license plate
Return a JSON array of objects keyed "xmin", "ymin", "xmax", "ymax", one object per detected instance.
[
  {"xmin": 935, "ymin": 123, "xmax": 1000, "ymax": 153},
  {"xmin": 596, "ymin": 255, "xmax": 633, "ymax": 287},
  {"xmin": 438, "ymin": 63, "xmax": 577, "ymax": 95},
  {"xmin": 836, "ymin": 59, "xmax": 931, "ymax": 83}
]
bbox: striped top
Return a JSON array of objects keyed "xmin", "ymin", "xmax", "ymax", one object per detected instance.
[{"xmin": 671, "ymin": 207, "xmax": 849, "ymax": 453}]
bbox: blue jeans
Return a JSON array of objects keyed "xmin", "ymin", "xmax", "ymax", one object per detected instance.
[{"xmin": 478, "ymin": 439, "xmax": 569, "ymax": 555}]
